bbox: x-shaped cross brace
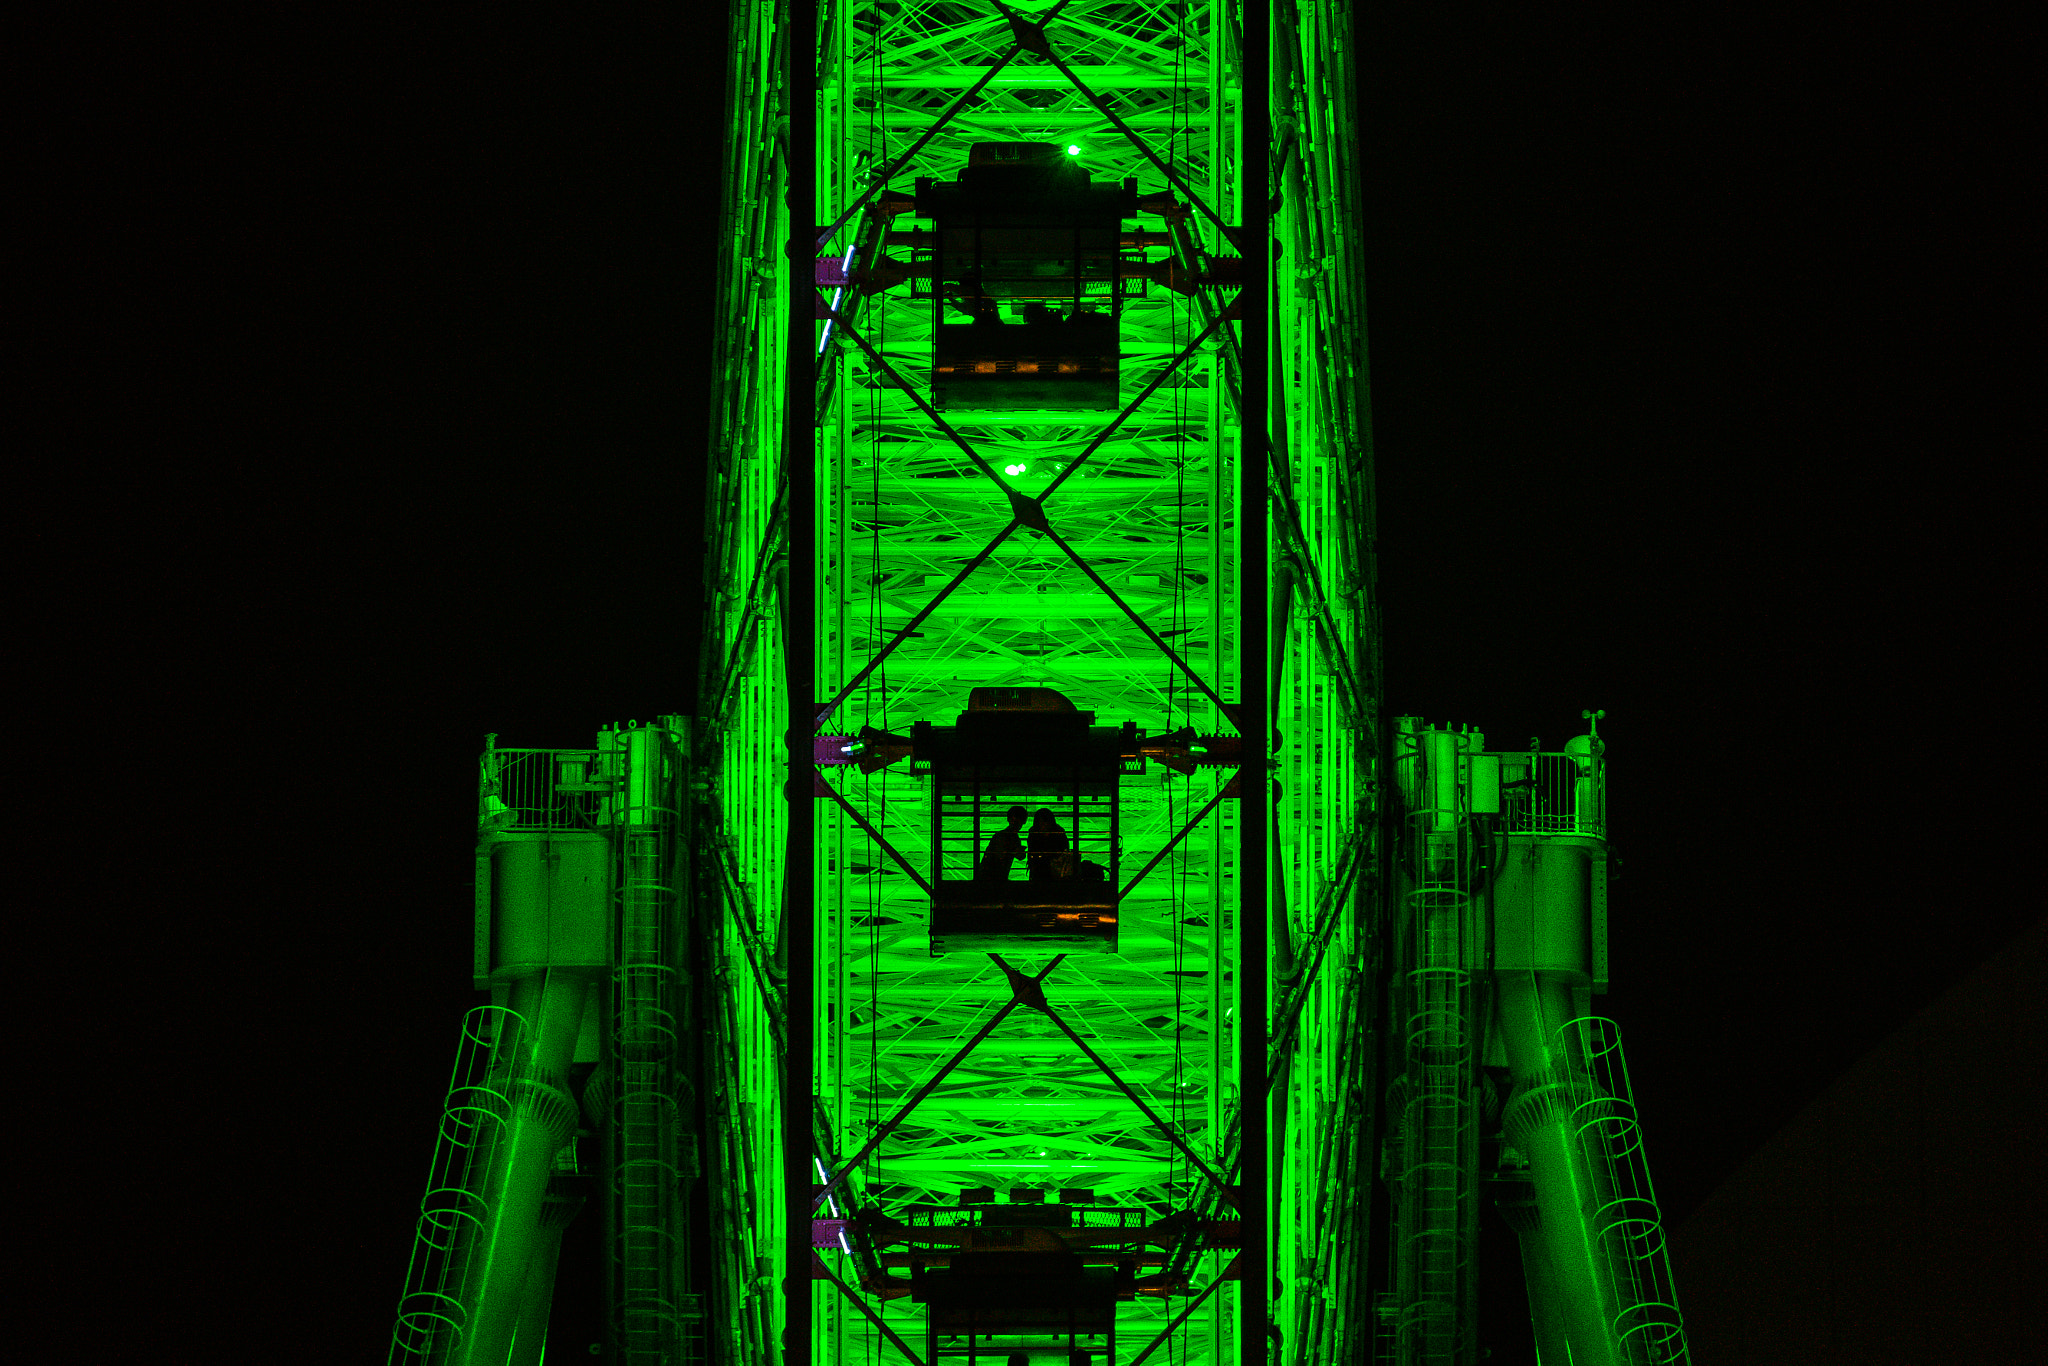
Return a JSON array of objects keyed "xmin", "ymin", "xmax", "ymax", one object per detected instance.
[{"xmin": 814, "ymin": 952, "xmax": 1236, "ymax": 1214}]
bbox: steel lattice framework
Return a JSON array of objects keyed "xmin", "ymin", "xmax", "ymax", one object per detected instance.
[
  {"xmin": 698, "ymin": 1, "xmax": 799, "ymax": 1360},
  {"xmin": 386, "ymin": 5, "xmax": 1692, "ymax": 1362},
  {"xmin": 696, "ymin": 1, "xmax": 1378, "ymax": 1361}
]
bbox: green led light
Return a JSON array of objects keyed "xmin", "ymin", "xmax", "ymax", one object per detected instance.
[
  {"xmin": 1005, "ymin": 462, "xmax": 1028, "ymax": 475},
  {"xmin": 1065, "ymin": 144, "xmax": 1082, "ymax": 155}
]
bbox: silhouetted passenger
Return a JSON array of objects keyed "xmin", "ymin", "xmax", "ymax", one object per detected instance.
[
  {"xmin": 952, "ymin": 267, "xmax": 1002, "ymax": 327},
  {"xmin": 977, "ymin": 805, "xmax": 1028, "ymax": 880},
  {"xmin": 1028, "ymin": 808, "xmax": 1073, "ymax": 880}
]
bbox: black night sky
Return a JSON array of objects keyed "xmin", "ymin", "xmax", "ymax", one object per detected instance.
[{"xmin": 25, "ymin": 2, "xmax": 2037, "ymax": 1362}]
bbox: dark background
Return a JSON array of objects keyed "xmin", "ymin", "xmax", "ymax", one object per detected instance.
[{"xmin": 24, "ymin": 1, "xmax": 2034, "ymax": 1361}]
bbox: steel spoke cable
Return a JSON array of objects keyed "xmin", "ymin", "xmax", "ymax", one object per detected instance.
[
  {"xmin": 1126, "ymin": 1254, "xmax": 1240, "ymax": 1366},
  {"xmin": 1266, "ymin": 423, "xmax": 1366, "ymax": 725},
  {"xmin": 869, "ymin": 954, "xmax": 1014, "ymax": 1075},
  {"xmin": 1038, "ymin": 521, "xmax": 1239, "ymax": 726},
  {"xmin": 818, "ymin": 306, "xmax": 1012, "ymax": 494},
  {"xmin": 814, "ymin": 0, "xmax": 1082, "ymax": 251},
  {"xmin": 814, "ymin": 306, "xmax": 1053, "ymax": 739},
  {"xmin": 1052, "ymin": 958, "xmax": 1168, "ymax": 1057},
  {"xmin": 1031, "ymin": 307, "xmax": 1233, "ymax": 507},
  {"xmin": 814, "ymin": 766, "xmax": 935, "ymax": 898},
  {"xmin": 708, "ymin": 841, "xmax": 785, "ymax": 1049},
  {"xmin": 823, "ymin": 997, "xmax": 1023, "ymax": 1209},
  {"xmin": 814, "ymin": 517, "xmax": 1021, "ymax": 731},
  {"xmin": 817, "ymin": 954, "xmax": 1068, "ymax": 1210},
  {"xmin": 1118, "ymin": 778, "xmax": 1233, "ymax": 902},
  {"xmin": 1028, "ymin": 991, "xmax": 1234, "ymax": 1204},
  {"xmin": 1032, "ymin": 46, "xmax": 1234, "ymax": 243}
]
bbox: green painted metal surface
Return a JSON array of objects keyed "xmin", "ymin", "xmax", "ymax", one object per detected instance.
[
  {"xmin": 387, "ymin": 4, "xmax": 1694, "ymax": 1362},
  {"xmin": 795, "ymin": 3, "xmax": 1372, "ymax": 1362},
  {"xmin": 1387, "ymin": 719, "xmax": 1689, "ymax": 1365},
  {"xmin": 695, "ymin": 1, "xmax": 798, "ymax": 1358},
  {"xmin": 393, "ymin": 725, "xmax": 709, "ymax": 1364}
]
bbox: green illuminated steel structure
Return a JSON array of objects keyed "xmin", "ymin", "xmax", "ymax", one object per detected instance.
[{"xmin": 387, "ymin": 3, "xmax": 1690, "ymax": 1363}]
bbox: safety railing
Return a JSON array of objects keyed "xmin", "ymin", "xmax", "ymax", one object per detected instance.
[
  {"xmin": 481, "ymin": 746, "xmax": 604, "ymax": 833},
  {"xmin": 933, "ymin": 791, "xmax": 1117, "ymax": 882},
  {"xmin": 1559, "ymin": 1017, "xmax": 1690, "ymax": 1365},
  {"xmin": 1496, "ymin": 751, "xmax": 1604, "ymax": 838},
  {"xmin": 389, "ymin": 1005, "xmax": 532, "ymax": 1363}
]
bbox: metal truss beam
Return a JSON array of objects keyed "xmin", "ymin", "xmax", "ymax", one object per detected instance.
[{"xmin": 752, "ymin": 5, "xmax": 1379, "ymax": 1363}]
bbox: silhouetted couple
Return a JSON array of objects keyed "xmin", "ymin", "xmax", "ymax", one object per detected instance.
[{"xmin": 975, "ymin": 805, "xmax": 1069, "ymax": 881}]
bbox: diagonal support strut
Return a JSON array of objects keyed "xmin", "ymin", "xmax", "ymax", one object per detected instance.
[
  {"xmin": 814, "ymin": 954, "xmax": 1068, "ymax": 1210},
  {"xmin": 814, "ymin": 518, "xmax": 1022, "ymax": 732},
  {"xmin": 815, "ymin": 1257, "xmax": 927, "ymax": 1366},
  {"xmin": 1039, "ymin": 521, "xmax": 1242, "ymax": 728},
  {"xmin": 811, "ymin": 0, "xmax": 1080, "ymax": 252},
  {"xmin": 813, "ymin": 766, "xmax": 936, "ymax": 898},
  {"xmin": 1117, "ymin": 776, "xmax": 1238, "ymax": 902},
  {"xmin": 992, "ymin": 953, "xmax": 1238, "ymax": 1207},
  {"xmin": 1126, "ymin": 1255, "xmax": 1242, "ymax": 1366}
]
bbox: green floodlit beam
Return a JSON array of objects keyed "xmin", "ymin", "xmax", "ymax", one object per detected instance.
[
  {"xmin": 846, "ymin": 408, "xmax": 1201, "ymax": 426},
  {"xmin": 851, "ymin": 532, "xmax": 1204, "ymax": 548},
  {"xmin": 811, "ymin": 0, "xmax": 1284, "ymax": 1358},
  {"xmin": 854, "ymin": 957, "xmax": 1214, "ymax": 977},
  {"xmin": 858, "ymin": 1089, "xmax": 1203, "ymax": 1105},
  {"xmin": 875, "ymin": 1130, "xmax": 1183, "ymax": 1158},
  {"xmin": 876, "ymin": 1075, "xmax": 1194, "ymax": 1095},
  {"xmin": 856, "ymin": 1099, "xmax": 1203, "ymax": 1117},
  {"xmin": 912, "ymin": 1099, "xmax": 1132, "ymax": 1113},
  {"xmin": 835, "ymin": 892, "xmax": 1212, "ymax": 901},
  {"xmin": 851, "ymin": 1040, "xmax": 1196, "ymax": 1064},
  {"xmin": 855, "ymin": 437, "xmax": 1195, "ymax": 454},
  {"xmin": 826, "ymin": 663, "xmax": 1222, "ymax": 683},
  {"xmin": 878, "ymin": 1159, "xmax": 1176, "ymax": 1173},
  {"xmin": 853, "ymin": 445, "xmax": 1209, "ymax": 469},
  {"xmin": 845, "ymin": 1004, "xmax": 1209, "ymax": 1024},
  {"xmin": 865, "ymin": 64, "xmax": 1205, "ymax": 87},
  {"xmin": 877, "ymin": 1152, "xmax": 1194, "ymax": 1175},
  {"xmin": 853, "ymin": 460, "xmax": 1200, "ymax": 477},
  {"xmin": 859, "ymin": 1109, "xmax": 1197, "ymax": 1125},
  {"xmin": 861, "ymin": 111, "xmax": 1200, "ymax": 128},
  {"xmin": 881, "ymin": 592, "xmax": 1167, "ymax": 618}
]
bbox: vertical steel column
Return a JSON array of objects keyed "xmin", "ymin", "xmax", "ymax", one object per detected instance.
[
  {"xmin": 1239, "ymin": 2, "xmax": 1271, "ymax": 1362},
  {"xmin": 1497, "ymin": 1193, "xmax": 1574, "ymax": 1366},
  {"xmin": 784, "ymin": 0, "xmax": 817, "ymax": 1361},
  {"xmin": 610, "ymin": 726, "xmax": 689, "ymax": 1362},
  {"xmin": 1496, "ymin": 997, "xmax": 1622, "ymax": 1366},
  {"xmin": 456, "ymin": 972, "xmax": 593, "ymax": 1366},
  {"xmin": 505, "ymin": 1150, "xmax": 582, "ymax": 1366},
  {"xmin": 1390, "ymin": 722, "xmax": 1480, "ymax": 1365}
]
